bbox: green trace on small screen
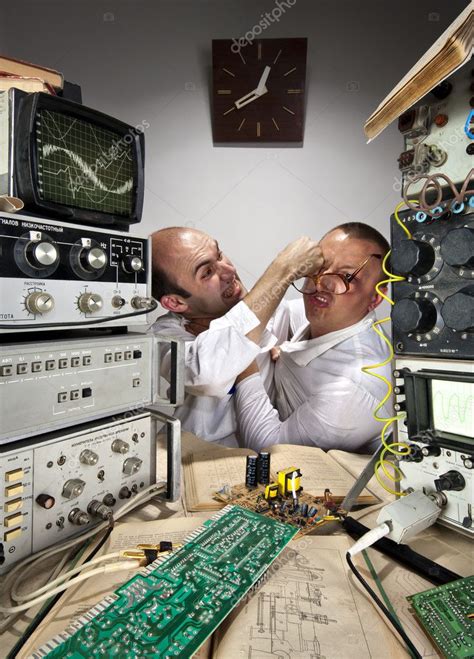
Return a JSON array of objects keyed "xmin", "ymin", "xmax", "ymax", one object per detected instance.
[
  {"xmin": 36, "ymin": 506, "xmax": 298, "ymax": 658},
  {"xmin": 431, "ymin": 379, "xmax": 474, "ymax": 439},
  {"xmin": 36, "ymin": 110, "xmax": 134, "ymax": 216}
]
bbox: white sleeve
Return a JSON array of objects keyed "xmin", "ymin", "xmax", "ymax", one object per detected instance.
[
  {"xmin": 156, "ymin": 301, "xmax": 274, "ymax": 398},
  {"xmin": 235, "ymin": 373, "xmax": 383, "ymax": 451}
]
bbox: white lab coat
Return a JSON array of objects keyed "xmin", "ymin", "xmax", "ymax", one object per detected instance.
[
  {"xmin": 235, "ymin": 311, "xmax": 393, "ymax": 452},
  {"xmin": 151, "ymin": 299, "xmax": 304, "ymax": 446}
]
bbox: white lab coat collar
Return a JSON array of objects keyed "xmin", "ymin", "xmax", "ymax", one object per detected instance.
[{"xmin": 280, "ymin": 311, "xmax": 378, "ymax": 366}]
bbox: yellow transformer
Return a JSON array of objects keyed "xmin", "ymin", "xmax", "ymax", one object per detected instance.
[
  {"xmin": 264, "ymin": 483, "xmax": 279, "ymax": 500},
  {"xmin": 277, "ymin": 467, "xmax": 302, "ymax": 497}
]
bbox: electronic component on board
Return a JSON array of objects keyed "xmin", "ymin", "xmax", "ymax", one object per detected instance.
[
  {"xmin": 257, "ymin": 451, "xmax": 270, "ymax": 484},
  {"xmin": 277, "ymin": 467, "xmax": 302, "ymax": 497},
  {"xmin": 245, "ymin": 455, "xmax": 258, "ymax": 487}
]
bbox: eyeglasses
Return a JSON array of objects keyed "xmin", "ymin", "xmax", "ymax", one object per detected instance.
[{"xmin": 292, "ymin": 254, "xmax": 382, "ymax": 296}]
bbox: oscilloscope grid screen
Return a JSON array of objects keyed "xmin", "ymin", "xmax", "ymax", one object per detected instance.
[
  {"xmin": 35, "ymin": 109, "xmax": 135, "ymax": 216},
  {"xmin": 430, "ymin": 378, "xmax": 474, "ymax": 442}
]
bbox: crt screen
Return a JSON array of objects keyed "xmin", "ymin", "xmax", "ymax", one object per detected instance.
[
  {"xmin": 431, "ymin": 378, "xmax": 473, "ymax": 441},
  {"xmin": 35, "ymin": 109, "xmax": 135, "ymax": 216}
]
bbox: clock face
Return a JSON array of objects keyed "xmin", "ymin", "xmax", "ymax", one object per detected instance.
[{"xmin": 212, "ymin": 38, "xmax": 307, "ymax": 144}]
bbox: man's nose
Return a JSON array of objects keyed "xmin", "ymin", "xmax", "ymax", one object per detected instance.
[{"xmin": 218, "ymin": 260, "xmax": 236, "ymax": 280}]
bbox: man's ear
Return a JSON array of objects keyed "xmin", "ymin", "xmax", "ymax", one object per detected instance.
[
  {"xmin": 367, "ymin": 286, "xmax": 387, "ymax": 312},
  {"xmin": 160, "ymin": 295, "xmax": 190, "ymax": 314}
]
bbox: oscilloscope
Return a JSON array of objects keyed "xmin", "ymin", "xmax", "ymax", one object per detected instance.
[
  {"xmin": 0, "ymin": 89, "xmax": 145, "ymax": 230},
  {"xmin": 394, "ymin": 357, "xmax": 473, "ymax": 534}
]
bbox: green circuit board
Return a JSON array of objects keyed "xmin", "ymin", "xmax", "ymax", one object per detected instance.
[
  {"xmin": 34, "ymin": 505, "xmax": 297, "ymax": 658},
  {"xmin": 407, "ymin": 576, "xmax": 474, "ymax": 658}
]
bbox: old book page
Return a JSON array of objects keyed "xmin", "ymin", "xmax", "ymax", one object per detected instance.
[
  {"xmin": 364, "ymin": 4, "xmax": 473, "ymax": 140},
  {"xmin": 183, "ymin": 445, "xmax": 376, "ymax": 512},
  {"xmin": 21, "ymin": 517, "xmax": 208, "ymax": 659},
  {"xmin": 183, "ymin": 447, "xmax": 255, "ymax": 511},
  {"xmin": 212, "ymin": 535, "xmax": 406, "ymax": 658}
]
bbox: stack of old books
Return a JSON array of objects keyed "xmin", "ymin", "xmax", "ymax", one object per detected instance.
[{"xmin": 0, "ymin": 54, "xmax": 63, "ymax": 95}]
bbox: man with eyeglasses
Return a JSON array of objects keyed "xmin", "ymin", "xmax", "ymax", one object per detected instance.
[
  {"xmin": 235, "ymin": 222, "xmax": 392, "ymax": 453},
  {"xmin": 151, "ymin": 227, "xmax": 323, "ymax": 446}
]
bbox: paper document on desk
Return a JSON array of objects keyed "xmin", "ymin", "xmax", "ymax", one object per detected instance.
[
  {"xmin": 23, "ymin": 517, "xmax": 207, "ymax": 659},
  {"xmin": 212, "ymin": 535, "xmax": 405, "ymax": 658},
  {"xmin": 184, "ymin": 444, "xmax": 378, "ymax": 511}
]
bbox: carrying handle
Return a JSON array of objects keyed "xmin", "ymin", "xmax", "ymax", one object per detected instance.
[
  {"xmin": 154, "ymin": 336, "xmax": 185, "ymax": 406},
  {"xmin": 145, "ymin": 406, "xmax": 181, "ymax": 501}
]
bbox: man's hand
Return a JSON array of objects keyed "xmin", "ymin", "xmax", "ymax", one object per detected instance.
[
  {"xmin": 243, "ymin": 236, "xmax": 323, "ymax": 345},
  {"xmin": 272, "ymin": 237, "xmax": 324, "ymax": 284}
]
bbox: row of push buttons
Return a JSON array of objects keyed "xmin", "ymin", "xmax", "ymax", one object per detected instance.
[
  {"xmin": 3, "ymin": 469, "xmax": 24, "ymax": 541},
  {"xmin": 1, "ymin": 355, "xmax": 93, "ymax": 376}
]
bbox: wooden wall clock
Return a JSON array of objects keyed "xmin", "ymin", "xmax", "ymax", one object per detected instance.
[{"xmin": 212, "ymin": 38, "xmax": 307, "ymax": 145}]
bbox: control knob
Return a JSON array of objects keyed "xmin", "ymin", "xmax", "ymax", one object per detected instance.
[
  {"xmin": 79, "ymin": 449, "xmax": 99, "ymax": 466},
  {"xmin": 68, "ymin": 508, "xmax": 89, "ymax": 525},
  {"xmin": 434, "ymin": 470, "xmax": 466, "ymax": 492},
  {"xmin": 440, "ymin": 228, "xmax": 474, "ymax": 268},
  {"xmin": 36, "ymin": 493, "xmax": 55, "ymax": 509},
  {"xmin": 78, "ymin": 293, "xmax": 103, "ymax": 314},
  {"xmin": 111, "ymin": 439, "xmax": 129, "ymax": 454},
  {"xmin": 122, "ymin": 457, "xmax": 143, "ymax": 476},
  {"xmin": 80, "ymin": 246, "xmax": 107, "ymax": 272},
  {"xmin": 441, "ymin": 286, "xmax": 474, "ymax": 332},
  {"xmin": 390, "ymin": 239, "xmax": 435, "ymax": 277},
  {"xmin": 62, "ymin": 478, "xmax": 86, "ymax": 499},
  {"xmin": 121, "ymin": 254, "xmax": 143, "ymax": 274},
  {"xmin": 26, "ymin": 239, "xmax": 59, "ymax": 269},
  {"xmin": 421, "ymin": 445, "xmax": 441, "ymax": 457},
  {"xmin": 25, "ymin": 291, "xmax": 55, "ymax": 315},
  {"xmin": 391, "ymin": 298, "xmax": 437, "ymax": 334}
]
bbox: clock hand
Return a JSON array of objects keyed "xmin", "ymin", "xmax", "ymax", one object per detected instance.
[
  {"xmin": 234, "ymin": 86, "xmax": 268, "ymax": 109},
  {"xmin": 256, "ymin": 65, "xmax": 271, "ymax": 94}
]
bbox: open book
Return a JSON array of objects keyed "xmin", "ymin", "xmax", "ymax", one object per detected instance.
[
  {"xmin": 183, "ymin": 443, "xmax": 378, "ymax": 512},
  {"xmin": 364, "ymin": 4, "xmax": 473, "ymax": 141}
]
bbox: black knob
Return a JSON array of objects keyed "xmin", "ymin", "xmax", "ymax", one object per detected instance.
[
  {"xmin": 391, "ymin": 240, "xmax": 435, "ymax": 277},
  {"xmin": 404, "ymin": 444, "xmax": 423, "ymax": 462},
  {"xmin": 121, "ymin": 254, "xmax": 143, "ymax": 274},
  {"xmin": 36, "ymin": 493, "xmax": 55, "ymax": 509},
  {"xmin": 431, "ymin": 81, "xmax": 453, "ymax": 100},
  {"xmin": 79, "ymin": 246, "xmax": 107, "ymax": 273},
  {"xmin": 434, "ymin": 470, "xmax": 466, "ymax": 492},
  {"xmin": 441, "ymin": 287, "xmax": 474, "ymax": 331},
  {"xmin": 421, "ymin": 445, "xmax": 441, "ymax": 457},
  {"xmin": 392, "ymin": 298, "xmax": 437, "ymax": 333},
  {"xmin": 440, "ymin": 228, "xmax": 474, "ymax": 268}
]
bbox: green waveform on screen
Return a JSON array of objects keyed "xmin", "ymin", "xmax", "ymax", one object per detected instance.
[{"xmin": 432, "ymin": 391, "xmax": 473, "ymax": 425}]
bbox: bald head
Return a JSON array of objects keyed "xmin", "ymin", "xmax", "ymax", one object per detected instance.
[{"xmin": 151, "ymin": 227, "xmax": 208, "ymax": 299}]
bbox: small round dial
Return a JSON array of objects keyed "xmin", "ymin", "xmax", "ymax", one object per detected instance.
[
  {"xmin": 392, "ymin": 297, "xmax": 437, "ymax": 334},
  {"xmin": 441, "ymin": 287, "xmax": 474, "ymax": 331},
  {"xmin": 27, "ymin": 241, "xmax": 59, "ymax": 268},
  {"xmin": 70, "ymin": 240, "xmax": 108, "ymax": 280},
  {"xmin": 79, "ymin": 449, "xmax": 99, "ymax": 466},
  {"xmin": 14, "ymin": 232, "xmax": 60, "ymax": 277},
  {"xmin": 78, "ymin": 293, "xmax": 103, "ymax": 314},
  {"xmin": 440, "ymin": 227, "xmax": 474, "ymax": 268},
  {"xmin": 25, "ymin": 291, "xmax": 55, "ymax": 315},
  {"xmin": 121, "ymin": 254, "xmax": 143, "ymax": 274},
  {"xmin": 391, "ymin": 239, "xmax": 435, "ymax": 277}
]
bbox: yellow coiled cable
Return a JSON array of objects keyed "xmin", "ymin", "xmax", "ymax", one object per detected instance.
[{"xmin": 361, "ymin": 200, "xmax": 415, "ymax": 496}]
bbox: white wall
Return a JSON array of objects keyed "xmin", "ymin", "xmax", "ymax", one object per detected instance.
[{"xmin": 2, "ymin": 0, "xmax": 468, "ymax": 298}]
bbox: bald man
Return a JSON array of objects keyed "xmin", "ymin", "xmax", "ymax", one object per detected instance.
[{"xmin": 150, "ymin": 227, "xmax": 323, "ymax": 446}]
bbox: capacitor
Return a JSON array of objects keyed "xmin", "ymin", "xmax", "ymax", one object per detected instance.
[
  {"xmin": 245, "ymin": 455, "xmax": 258, "ymax": 487},
  {"xmin": 301, "ymin": 503, "xmax": 309, "ymax": 518},
  {"xmin": 257, "ymin": 451, "xmax": 270, "ymax": 484},
  {"xmin": 308, "ymin": 506, "xmax": 318, "ymax": 517}
]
